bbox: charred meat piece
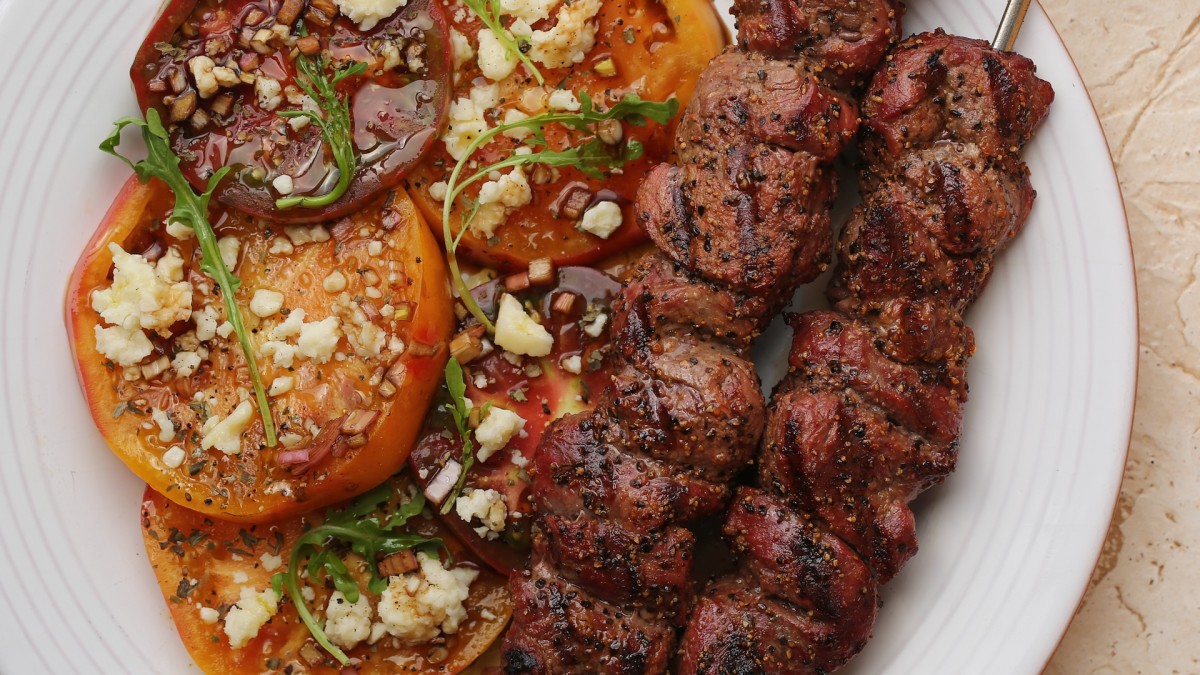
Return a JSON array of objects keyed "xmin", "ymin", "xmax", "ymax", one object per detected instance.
[
  {"xmin": 679, "ymin": 31, "xmax": 1054, "ymax": 674},
  {"xmin": 502, "ymin": 0, "xmax": 902, "ymax": 670}
]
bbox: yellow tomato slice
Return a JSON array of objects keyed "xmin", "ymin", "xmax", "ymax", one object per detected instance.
[
  {"xmin": 140, "ymin": 474, "xmax": 511, "ymax": 673},
  {"xmin": 67, "ymin": 177, "xmax": 454, "ymax": 521}
]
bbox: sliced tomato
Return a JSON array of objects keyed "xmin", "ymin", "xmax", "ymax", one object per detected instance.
[
  {"xmin": 132, "ymin": 0, "xmax": 452, "ymax": 223},
  {"xmin": 66, "ymin": 177, "xmax": 454, "ymax": 521},
  {"xmin": 405, "ymin": 0, "xmax": 727, "ymax": 270},
  {"xmin": 411, "ymin": 267, "xmax": 621, "ymax": 574},
  {"xmin": 140, "ymin": 473, "xmax": 511, "ymax": 673}
]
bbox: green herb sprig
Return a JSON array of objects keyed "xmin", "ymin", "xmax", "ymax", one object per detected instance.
[
  {"xmin": 462, "ymin": 0, "xmax": 544, "ymax": 85},
  {"xmin": 439, "ymin": 357, "xmax": 489, "ymax": 514},
  {"xmin": 442, "ymin": 92, "xmax": 678, "ymax": 331},
  {"xmin": 271, "ymin": 485, "xmax": 445, "ymax": 664},
  {"xmin": 275, "ymin": 47, "xmax": 368, "ymax": 210},
  {"xmin": 102, "ymin": 109, "xmax": 278, "ymax": 447}
]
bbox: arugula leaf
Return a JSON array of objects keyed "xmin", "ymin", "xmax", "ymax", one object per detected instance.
[
  {"xmin": 442, "ymin": 92, "xmax": 678, "ymax": 331},
  {"xmin": 273, "ymin": 485, "xmax": 445, "ymax": 664},
  {"xmin": 101, "ymin": 109, "xmax": 277, "ymax": 447},
  {"xmin": 439, "ymin": 357, "xmax": 476, "ymax": 515},
  {"xmin": 275, "ymin": 46, "xmax": 368, "ymax": 210},
  {"xmin": 462, "ymin": 0, "xmax": 545, "ymax": 85}
]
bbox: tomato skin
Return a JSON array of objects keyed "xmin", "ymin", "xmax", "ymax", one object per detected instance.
[
  {"xmin": 406, "ymin": 0, "xmax": 727, "ymax": 271},
  {"xmin": 140, "ymin": 476, "xmax": 511, "ymax": 674},
  {"xmin": 131, "ymin": 0, "xmax": 454, "ymax": 224},
  {"xmin": 66, "ymin": 177, "xmax": 455, "ymax": 522}
]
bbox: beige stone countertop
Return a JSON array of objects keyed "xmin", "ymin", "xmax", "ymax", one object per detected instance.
[{"xmin": 1038, "ymin": 0, "xmax": 1199, "ymax": 671}]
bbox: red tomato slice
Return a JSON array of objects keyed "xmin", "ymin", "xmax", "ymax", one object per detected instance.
[
  {"xmin": 66, "ymin": 177, "xmax": 454, "ymax": 521},
  {"xmin": 411, "ymin": 267, "xmax": 621, "ymax": 574},
  {"xmin": 140, "ymin": 473, "xmax": 511, "ymax": 673},
  {"xmin": 131, "ymin": 0, "xmax": 452, "ymax": 223},
  {"xmin": 405, "ymin": 0, "xmax": 727, "ymax": 270}
]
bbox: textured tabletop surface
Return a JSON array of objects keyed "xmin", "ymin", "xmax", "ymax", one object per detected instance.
[{"xmin": 1039, "ymin": 0, "xmax": 1199, "ymax": 671}]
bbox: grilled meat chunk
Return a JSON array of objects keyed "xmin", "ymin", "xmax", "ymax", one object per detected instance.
[
  {"xmin": 679, "ymin": 31, "xmax": 1054, "ymax": 674},
  {"xmin": 503, "ymin": 0, "xmax": 902, "ymax": 671}
]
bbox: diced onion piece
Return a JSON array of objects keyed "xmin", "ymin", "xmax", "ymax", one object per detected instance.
[{"xmin": 424, "ymin": 459, "xmax": 462, "ymax": 506}]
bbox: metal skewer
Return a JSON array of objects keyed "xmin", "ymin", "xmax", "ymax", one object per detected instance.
[{"xmin": 992, "ymin": 0, "xmax": 1032, "ymax": 50}]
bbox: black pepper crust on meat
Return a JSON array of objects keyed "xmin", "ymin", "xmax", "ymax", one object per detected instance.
[
  {"xmin": 677, "ymin": 30, "xmax": 1054, "ymax": 674},
  {"xmin": 499, "ymin": 0, "xmax": 904, "ymax": 672}
]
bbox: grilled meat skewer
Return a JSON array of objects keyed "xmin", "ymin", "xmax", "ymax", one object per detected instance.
[
  {"xmin": 500, "ymin": 1, "xmax": 903, "ymax": 672},
  {"xmin": 677, "ymin": 30, "xmax": 1055, "ymax": 674}
]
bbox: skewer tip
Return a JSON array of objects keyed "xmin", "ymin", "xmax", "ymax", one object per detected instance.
[{"xmin": 992, "ymin": 0, "xmax": 1033, "ymax": 51}]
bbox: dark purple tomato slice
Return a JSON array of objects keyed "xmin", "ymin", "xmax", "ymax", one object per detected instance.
[
  {"xmin": 131, "ymin": 0, "xmax": 451, "ymax": 223},
  {"xmin": 411, "ymin": 267, "xmax": 621, "ymax": 575}
]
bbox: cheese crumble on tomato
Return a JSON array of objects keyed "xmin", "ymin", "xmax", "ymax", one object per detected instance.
[
  {"xmin": 474, "ymin": 406, "xmax": 526, "ymax": 461},
  {"xmin": 91, "ymin": 243, "xmax": 193, "ymax": 366},
  {"xmin": 334, "ymin": 0, "xmax": 409, "ymax": 31},
  {"xmin": 324, "ymin": 590, "xmax": 373, "ymax": 650},
  {"xmin": 377, "ymin": 552, "xmax": 478, "ymax": 644},
  {"xmin": 494, "ymin": 294, "xmax": 553, "ymax": 356},
  {"xmin": 222, "ymin": 586, "xmax": 279, "ymax": 649},
  {"xmin": 456, "ymin": 487, "xmax": 508, "ymax": 539}
]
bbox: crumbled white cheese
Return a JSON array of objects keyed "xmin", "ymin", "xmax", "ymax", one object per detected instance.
[
  {"xmin": 93, "ymin": 325, "xmax": 154, "ymax": 367},
  {"xmin": 269, "ymin": 376, "xmax": 294, "ymax": 397},
  {"xmin": 272, "ymin": 174, "xmax": 294, "ymax": 195},
  {"xmin": 151, "ymin": 408, "xmax": 176, "ymax": 443},
  {"xmin": 578, "ymin": 200, "xmax": 623, "ymax": 239},
  {"xmin": 474, "ymin": 406, "xmax": 526, "ymax": 461},
  {"xmin": 201, "ymin": 400, "xmax": 256, "ymax": 456},
  {"xmin": 323, "ymin": 590, "xmax": 373, "ymax": 650},
  {"xmin": 91, "ymin": 243, "xmax": 193, "ymax": 336},
  {"xmin": 470, "ymin": 166, "xmax": 533, "ymax": 237},
  {"xmin": 249, "ymin": 289, "xmax": 285, "ymax": 318},
  {"xmin": 333, "ymin": 0, "xmax": 407, "ymax": 31},
  {"xmin": 500, "ymin": 0, "xmax": 560, "ymax": 23},
  {"xmin": 427, "ymin": 181, "xmax": 448, "ymax": 201},
  {"xmin": 583, "ymin": 311, "xmax": 608, "ymax": 338},
  {"xmin": 268, "ymin": 237, "xmax": 294, "ymax": 255},
  {"xmin": 163, "ymin": 445, "xmax": 186, "ymax": 469},
  {"xmin": 165, "ymin": 219, "xmax": 194, "ymax": 240},
  {"xmin": 223, "ymin": 586, "xmax": 279, "ymax": 649},
  {"xmin": 198, "ymin": 606, "xmax": 220, "ymax": 624},
  {"xmin": 560, "ymin": 354, "xmax": 582, "ymax": 374},
  {"xmin": 172, "ymin": 350, "xmax": 202, "ymax": 377},
  {"xmin": 368, "ymin": 240, "xmax": 384, "ymax": 256},
  {"xmin": 455, "ymin": 488, "xmax": 507, "ymax": 538},
  {"xmin": 272, "ymin": 308, "xmax": 305, "ymax": 339},
  {"xmin": 260, "ymin": 552, "xmax": 283, "ymax": 572},
  {"xmin": 193, "ymin": 305, "xmax": 219, "ymax": 342},
  {"xmin": 530, "ymin": 0, "xmax": 601, "ymax": 68},
  {"xmin": 261, "ymin": 340, "xmax": 298, "ymax": 369},
  {"xmin": 323, "ymin": 270, "xmax": 348, "ymax": 293},
  {"xmin": 216, "ymin": 321, "xmax": 235, "ymax": 339},
  {"xmin": 449, "ymin": 29, "xmax": 475, "ymax": 71},
  {"xmin": 377, "ymin": 552, "xmax": 478, "ymax": 644},
  {"xmin": 442, "ymin": 96, "xmax": 491, "ymax": 161},
  {"xmin": 297, "ymin": 316, "xmax": 342, "ymax": 364},
  {"xmin": 494, "ymin": 293, "xmax": 553, "ymax": 357},
  {"xmin": 477, "ymin": 28, "xmax": 518, "ymax": 81},
  {"xmin": 548, "ymin": 89, "xmax": 581, "ymax": 112},
  {"xmin": 283, "ymin": 224, "xmax": 331, "ymax": 246},
  {"xmin": 255, "ymin": 75, "xmax": 284, "ymax": 111},
  {"xmin": 156, "ymin": 247, "xmax": 186, "ymax": 283},
  {"xmin": 502, "ymin": 109, "xmax": 531, "ymax": 139},
  {"xmin": 216, "ymin": 236, "xmax": 241, "ymax": 271},
  {"xmin": 355, "ymin": 322, "xmax": 386, "ymax": 358}
]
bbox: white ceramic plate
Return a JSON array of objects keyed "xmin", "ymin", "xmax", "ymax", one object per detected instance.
[{"xmin": 0, "ymin": 0, "xmax": 1135, "ymax": 672}]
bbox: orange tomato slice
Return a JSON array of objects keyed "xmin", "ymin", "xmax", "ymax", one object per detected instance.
[{"xmin": 67, "ymin": 177, "xmax": 454, "ymax": 521}]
